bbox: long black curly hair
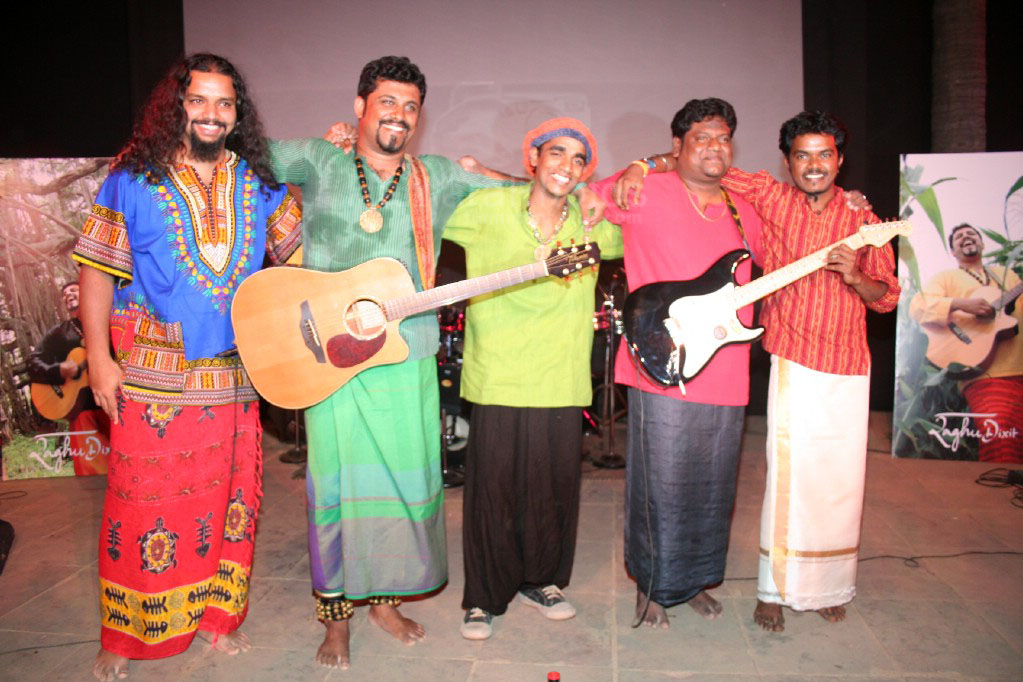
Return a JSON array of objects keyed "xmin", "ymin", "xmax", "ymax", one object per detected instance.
[{"xmin": 113, "ymin": 53, "xmax": 279, "ymax": 191}]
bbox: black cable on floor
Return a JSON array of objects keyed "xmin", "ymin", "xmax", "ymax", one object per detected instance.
[
  {"xmin": 0, "ymin": 490, "xmax": 28, "ymax": 506},
  {"xmin": 0, "ymin": 639, "xmax": 99, "ymax": 657},
  {"xmin": 975, "ymin": 467, "xmax": 1023, "ymax": 509},
  {"xmin": 724, "ymin": 549, "xmax": 1023, "ymax": 581}
]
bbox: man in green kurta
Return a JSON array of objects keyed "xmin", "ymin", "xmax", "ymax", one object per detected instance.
[
  {"xmin": 268, "ymin": 56, "xmax": 504, "ymax": 669},
  {"xmin": 443, "ymin": 119, "xmax": 623, "ymax": 640}
]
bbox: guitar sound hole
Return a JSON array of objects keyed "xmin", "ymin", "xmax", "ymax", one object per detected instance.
[{"xmin": 343, "ymin": 299, "xmax": 386, "ymax": 340}]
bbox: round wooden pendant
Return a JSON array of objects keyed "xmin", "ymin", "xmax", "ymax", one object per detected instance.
[{"xmin": 359, "ymin": 208, "xmax": 384, "ymax": 233}]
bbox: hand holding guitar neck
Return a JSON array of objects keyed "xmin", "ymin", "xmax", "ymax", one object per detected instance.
[{"xmin": 623, "ymin": 220, "xmax": 913, "ymax": 387}]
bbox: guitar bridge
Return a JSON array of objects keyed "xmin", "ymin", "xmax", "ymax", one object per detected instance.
[
  {"xmin": 300, "ymin": 301, "xmax": 326, "ymax": 364},
  {"xmin": 948, "ymin": 322, "xmax": 972, "ymax": 344}
]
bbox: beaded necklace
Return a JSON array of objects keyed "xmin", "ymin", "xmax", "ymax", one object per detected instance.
[
  {"xmin": 527, "ymin": 199, "xmax": 569, "ymax": 261},
  {"xmin": 959, "ymin": 265, "xmax": 991, "ymax": 286},
  {"xmin": 355, "ymin": 156, "xmax": 404, "ymax": 233}
]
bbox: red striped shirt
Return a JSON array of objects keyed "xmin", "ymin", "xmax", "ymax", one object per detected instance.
[{"xmin": 722, "ymin": 168, "xmax": 900, "ymax": 375}]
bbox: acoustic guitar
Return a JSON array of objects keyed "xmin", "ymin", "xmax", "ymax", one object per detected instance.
[
  {"xmin": 623, "ymin": 221, "xmax": 912, "ymax": 388},
  {"xmin": 30, "ymin": 346, "xmax": 89, "ymax": 420},
  {"xmin": 232, "ymin": 243, "xmax": 601, "ymax": 409},
  {"xmin": 922, "ymin": 280, "xmax": 1022, "ymax": 378}
]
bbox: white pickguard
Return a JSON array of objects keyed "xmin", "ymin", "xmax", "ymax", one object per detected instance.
[{"xmin": 664, "ymin": 283, "xmax": 763, "ymax": 378}]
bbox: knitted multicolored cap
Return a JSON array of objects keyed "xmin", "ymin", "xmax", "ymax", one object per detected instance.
[{"xmin": 522, "ymin": 117, "xmax": 599, "ymax": 182}]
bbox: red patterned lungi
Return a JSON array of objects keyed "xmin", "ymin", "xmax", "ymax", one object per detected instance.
[{"xmin": 97, "ymin": 398, "xmax": 262, "ymax": 659}]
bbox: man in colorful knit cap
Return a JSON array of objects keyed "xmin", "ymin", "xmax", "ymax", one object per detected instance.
[
  {"xmin": 73, "ymin": 53, "xmax": 301, "ymax": 681},
  {"xmin": 616, "ymin": 110, "xmax": 899, "ymax": 632},
  {"xmin": 443, "ymin": 118, "xmax": 622, "ymax": 640},
  {"xmin": 910, "ymin": 223, "xmax": 1023, "ymax": 462}
]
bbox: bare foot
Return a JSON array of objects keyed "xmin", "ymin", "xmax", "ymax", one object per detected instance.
[
  {"xmin": 368, "ymin": 603, "xmax": 425, "ymax": 645},
  {"xmin": 93, "ymin": 648, "xmax": 129, "ymax": 681},
  {"xmin": 687, "ymin": 590, "xmax": 723, "ymax": 620},
  {"xmin": 753, "ymin": 599, "xmax": 785, "ymax": 632},
  {"xmin": 316, "ymin": 620, "xmax": 350, "ymax": 669},
  {"xmin": 198, "ymin": 629, "xmax": 251, "ymax": 655},
  {"xmin": 818, "ymin": 605, "xmax": 847, "ymax": 623},
  {"xmin": 634, "ymin": 589, "xmax": 669, "ymax": 628}
]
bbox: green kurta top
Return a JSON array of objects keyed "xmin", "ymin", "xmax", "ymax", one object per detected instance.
[
  {"xmin": 269, "ymin": 138, "xmax": 501, "ymax": 361},
  {"xmin": 443, "ymin": 183, "xmax": 623, "ymax": 408}
]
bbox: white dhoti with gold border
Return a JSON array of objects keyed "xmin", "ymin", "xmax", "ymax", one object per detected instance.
[{"xmin": 757, "ymin": 355, "xmax": 868, "ymax": 610}]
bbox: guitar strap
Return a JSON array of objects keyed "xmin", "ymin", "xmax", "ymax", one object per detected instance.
[
  {"xmin": 986, "ymin": 267, "xmax": 1005, "ymax": 290},
  {"xmin": 720, "ymin": 187, "xmax": 751, "ymax": 254},
  {"xmin": 405, "ymin": 155, "xmax": 436, "ymax": 290}
]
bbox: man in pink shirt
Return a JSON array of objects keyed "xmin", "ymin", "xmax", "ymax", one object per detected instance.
[{"xmin": 590, "ymin": 98, "xmax": 763, "ymax": 628}]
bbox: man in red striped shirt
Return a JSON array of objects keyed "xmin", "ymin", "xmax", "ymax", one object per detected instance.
[{"xmin": 615, "ymin": 111, "xmax": 900, "ymax": 633}]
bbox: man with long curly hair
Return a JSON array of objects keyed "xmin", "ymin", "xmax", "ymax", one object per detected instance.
[{"xmin": 72, "ymin": 53, "xmax": 301, "ymax": 681}]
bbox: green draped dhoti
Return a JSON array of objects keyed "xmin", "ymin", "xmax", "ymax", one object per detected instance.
[{"xmin": 305, "ymin": 357, "xmax": 447, "ymax": 598}]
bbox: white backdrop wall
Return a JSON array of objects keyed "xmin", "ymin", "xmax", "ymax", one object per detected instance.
[{"xmin": 184, "ymin": 0, "xmax": 803, "ymax": 181}]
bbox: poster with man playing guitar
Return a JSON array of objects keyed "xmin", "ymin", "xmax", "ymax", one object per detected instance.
[{"xmin": 895, "ymin": 151, "xmax": 1022, "ymax": 462}]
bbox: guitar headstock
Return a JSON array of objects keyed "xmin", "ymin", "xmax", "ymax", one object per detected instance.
[
  {"xmin": 858, "ymin": 220, "xmax": 914, "ymax": 247},
  {"xmin": 545, "ymin": 241, "xmax": 602, "ymax": 279}
]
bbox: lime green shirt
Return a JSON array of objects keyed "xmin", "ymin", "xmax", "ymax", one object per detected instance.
[
  {"xmin": 443, "ymin": 184, "xmax": 624, "ymax": 407},
  {"xmin": 269, "ymin": 138, "xmax": 501, "ymax": 361}
]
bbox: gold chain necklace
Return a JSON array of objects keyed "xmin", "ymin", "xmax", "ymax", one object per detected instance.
[{"xmin": 685, "ymin": 185, "xmax": 725, "ymax": 222}]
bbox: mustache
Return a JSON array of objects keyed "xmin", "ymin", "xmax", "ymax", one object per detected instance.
[
  {"xmin": 380, "ymin": 119, "xmax": 410, "ymax": 132},
  {"xmin": 191, "ymin": 119, "xmax": 227, "ymax": 129}
]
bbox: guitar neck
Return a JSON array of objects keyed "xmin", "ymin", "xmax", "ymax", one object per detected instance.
[
  {"xmin": 732, "ymin": 232, "xmax": 866, "ymax": 309},
  {"xmin": 992, "ymin": 281, "xmax": 1023, "ymax": 309},
  {"xmin": 384, "ymin": 261, "xmax": 549, "ymax": 320}
]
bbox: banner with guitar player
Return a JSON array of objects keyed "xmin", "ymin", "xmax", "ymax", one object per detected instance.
[
  {"xmin": 893, "ymin": 152, "xmax": 1023, "ymax": 462},
  {"xmin": 0, "ymin": 157, "xmax": 112, "ymax": 479}
]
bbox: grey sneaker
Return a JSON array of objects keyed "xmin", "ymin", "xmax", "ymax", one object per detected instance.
[
  {"xmin": 460, "ymin": 607, "xmax": 494, "ymax": 640},
  {"xmin": 517, "ymin": 585, "xmax": 577, "ymax": 620}
]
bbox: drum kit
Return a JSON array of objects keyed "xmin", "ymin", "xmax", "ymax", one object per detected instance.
[
  {"xmin": 437, "ymin": 305, "xmax": 469, "ymax": 487},
  {"xmin": 585, "ymin": 266, "xmax": 628, "ymax": 469}
]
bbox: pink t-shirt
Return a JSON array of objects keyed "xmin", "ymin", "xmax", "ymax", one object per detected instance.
[{"xmin": 593, "ymin": 171, "xmax": 764, "ymax": 406}]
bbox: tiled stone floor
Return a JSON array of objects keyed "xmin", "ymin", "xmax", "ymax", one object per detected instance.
[{"xmin": 1, "ymin": 413, "xmax": 1021, "ymax": 680}]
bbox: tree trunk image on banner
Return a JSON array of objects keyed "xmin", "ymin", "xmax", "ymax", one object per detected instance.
[
  {"xmin": 894, "ymin": 152, "xmax": 1023, "ymax": 461},
  {"xmin": 1, "ymin": 157, "xmax": 112, "ymax": 479}
]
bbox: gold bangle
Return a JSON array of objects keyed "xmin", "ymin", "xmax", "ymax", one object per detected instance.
[{"xmin": 628, "ymin": 159, "xmax": 649, "ymax": 177}]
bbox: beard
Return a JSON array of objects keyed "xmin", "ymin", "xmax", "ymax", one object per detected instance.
[
  {"xmin": 375, "ymin": 121, "xmax": 409, "ymax": 154},
  {"xmin": 188, "ymin": 122, "xmax": 228, "ymax": 162}
]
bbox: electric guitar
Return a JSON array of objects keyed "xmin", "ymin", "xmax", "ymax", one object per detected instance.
[
  {"xmin": 922, "ymin": 280, "xmax": 1022, "ymax": 378},
  {"xmin": 30, "ymin": 346, "xmax": 89, "ymax": 420},
  {"xmin": 232, "ymin": 243, "xmax": 601, "ymax": 409},
  {"xmin": 623, "ymin": 220, "xmax": 913, "ymax": 388}
]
